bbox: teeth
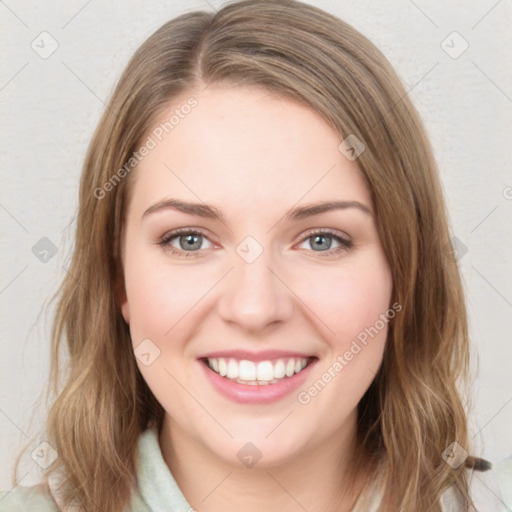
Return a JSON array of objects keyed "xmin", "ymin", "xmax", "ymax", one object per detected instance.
[
  {"xmin": 227, "ymin": 359, "xmax": 238, "ymax": 379},
  {"xmin": 285, "ymin": 359, "xmax": 295, "ymax": 377},
  {"xmin": 274, "ymin": 360, "xmax": 285, "ymax": 379},
  {"xmin": 218, "ymin": 358, "xmax": 227, "ymax": 377},
  {"xmin": 256, "ymin": 361, "xmax": 274, "ymax": 381},
  {"xmin": 239, "ymin": 360, "xmax": 256, "ymax": 380},
  {"xmin": 206, "ymin": 356, "xmax": 310, "ymax": 384}
]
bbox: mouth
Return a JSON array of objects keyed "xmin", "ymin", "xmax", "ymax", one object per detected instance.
[
  {"xmin": 202, "ymin": 356, "xmax": 315, "ymax": 385},
  {"xmin": 198, "ymin": 353, "xmax": 318, "ymax": 404}
]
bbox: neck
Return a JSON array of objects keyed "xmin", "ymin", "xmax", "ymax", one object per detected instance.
[{"xmin": 159, "ymin": 412, "xmax": 368, "ymax": 512}]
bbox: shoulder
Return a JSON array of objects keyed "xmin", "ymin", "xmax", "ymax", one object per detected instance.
[
  {"xmin": 441, "ymin": 458, "xmax": 510, "ymax": 512},
  {"xmin": 0, "ymin": 482, "xmax": 60, "ymax": 512}
]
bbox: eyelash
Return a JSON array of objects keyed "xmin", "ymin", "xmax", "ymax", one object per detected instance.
[{"xmin": 158, "ymin": 228, "xmax": 353, "ymax": 259}]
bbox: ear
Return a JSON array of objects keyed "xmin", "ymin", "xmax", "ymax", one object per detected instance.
[
  {"xmin": 121, "ymin": 293, "xmax": 130, "ymax": 324},
  {"xmin": 114, "ymin": 269, "xmax": 130, "ymax": 324}
]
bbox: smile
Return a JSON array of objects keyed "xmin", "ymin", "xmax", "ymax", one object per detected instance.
[
  {"xmin": 199, "ymin": 352, "xmax": 318, "ymax": 404},
  {"xmin": 206, "ymin": 357, "xmax": 310, "ymax": 385}
]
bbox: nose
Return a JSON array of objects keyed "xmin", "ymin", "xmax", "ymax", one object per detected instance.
[{"xmin": 216, "ymin": 245, "xmax": 294, "ymax": 335}]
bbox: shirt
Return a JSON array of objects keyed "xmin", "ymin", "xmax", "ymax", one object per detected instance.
[{"xmin": 1, "ymin": 426, "xmax": 509, "ymax": 511}]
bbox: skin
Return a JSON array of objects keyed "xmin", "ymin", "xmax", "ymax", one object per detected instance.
[{"xmin": 120, "ymin": 84, "xmax": 393, "ymax": 512}]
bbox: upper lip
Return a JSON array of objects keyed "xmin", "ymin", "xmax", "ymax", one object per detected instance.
[{"xmin": 198, "ymin": 350, "xmax": 316, "ymax": 362}]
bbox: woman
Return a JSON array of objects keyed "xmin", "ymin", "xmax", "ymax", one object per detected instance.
[{"xmin": 2, "ymin": 0, "xmax": 507, "ymax": 510}]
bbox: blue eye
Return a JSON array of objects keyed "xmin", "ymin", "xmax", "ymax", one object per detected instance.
[
  {"xmin": 158, "ymin": 228, "xmax": 352, "ymax": 258},
  {"xmin": 159, "ymin": 229, "xmax": 212, "ymax": 257},
  {"xmin": 297, "ymin": 230, "xmax": 353, "ymax": 256}
]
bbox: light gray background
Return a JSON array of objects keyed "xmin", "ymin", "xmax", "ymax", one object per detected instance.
[{"xmin": 1, "ymin": 0, "xmax": 511, "ymax": 494}]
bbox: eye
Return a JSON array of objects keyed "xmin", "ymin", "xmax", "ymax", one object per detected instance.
[
  {"xmin": 158, "ymin": 228, "xmax": 353, "ymax": 259},
  {"xmin": 296, "ymin": 229, "xmax": 352, "ymax": 257},
  {"xmin": 158, "ymin": 228, "xmax": 214, "ymax": 258}
]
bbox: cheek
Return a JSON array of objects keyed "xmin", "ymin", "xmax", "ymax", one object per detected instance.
[
  {"xmin": 295, "ymin": 253, "xmax": 393, "ymax": 348},
  {"xmin": 123, "ymin": 256, "xmax": 199, "ymax": 406},
  {"xmin": 123, "ymin": 255, "xmax": 204, "ymax": 345},
  {"xmin": 293, "ymin": 259, "xmax": 392, "ymax": 421}
]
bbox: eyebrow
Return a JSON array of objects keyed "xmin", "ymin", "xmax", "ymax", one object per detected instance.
[{"xmin": 142, "ymin": 198, "xmax": 372, "ymax": 222}]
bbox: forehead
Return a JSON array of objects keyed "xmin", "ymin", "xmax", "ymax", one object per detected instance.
[{"xmin": 128, "ymin": 85, "xmax": 371, "ymax": 217}]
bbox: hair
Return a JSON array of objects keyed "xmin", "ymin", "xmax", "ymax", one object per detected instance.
[{"xmin": 12, "ymin": 0, "xmax": 483, "ymax": 510}]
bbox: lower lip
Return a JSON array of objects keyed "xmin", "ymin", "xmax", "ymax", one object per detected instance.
[{"xmin": 199, "ymin": 359, "xmax": 316, "ymax": 404}]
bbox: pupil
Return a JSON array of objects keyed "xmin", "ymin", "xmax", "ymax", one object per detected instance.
[
  {"xmin": 181, "ymin": 234, "xmax": 201, "ymax": 250},
  {"xmin": 177, "ymin": 234, "xmax": 333, "ymax": 252},
  {"xmin": 313, "ymin": 235, "xmax": 331, "ymax": 251}
]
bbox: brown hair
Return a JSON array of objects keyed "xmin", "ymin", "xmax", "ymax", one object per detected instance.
[{"xmin": 13, "ymin": 0, "xmax": 480, "ymax": 510}]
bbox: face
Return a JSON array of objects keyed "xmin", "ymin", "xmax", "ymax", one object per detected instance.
[{"xmin": 120, "ymin": 84, "xmax": 393, "ymax": 469}]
